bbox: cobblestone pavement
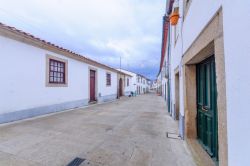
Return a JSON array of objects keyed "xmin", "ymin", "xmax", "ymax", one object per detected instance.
[{"xmin": 0, "ymin": 93, "xmax": 196, "ymax": 166}]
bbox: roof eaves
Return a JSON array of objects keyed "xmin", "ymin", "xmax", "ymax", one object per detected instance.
[{"xmin": 0, "ymin": 22, "xmax": 123, "ymax": 74}]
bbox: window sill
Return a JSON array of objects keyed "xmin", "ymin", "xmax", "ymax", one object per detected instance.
[{"xmin": 46, "ymin": 82, "xmax": 68, "ymax": 87}]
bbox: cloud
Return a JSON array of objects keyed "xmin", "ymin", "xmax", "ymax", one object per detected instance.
[{"xmin": 0, "ymin": 0, "xmax": 165, "ymax": 79}]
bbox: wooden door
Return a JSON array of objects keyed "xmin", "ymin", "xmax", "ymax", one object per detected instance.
[
  {"xmin": 167, "ymin": 80, "xmax": 171, "ymax": 113},
  {"xmin": 89, "ymin": 70, "xmax": 96, "ymax": 102},
  {"xmin": 197, "ymin": 56, "xmax": 218, "ymax": 160},
  {"xmin": 175, "ymin": 72, "xmax": 180, "ymax": 120},
  {"xmin": 119, "ymin": 78, "xmax": 123, "ymax": 97}
]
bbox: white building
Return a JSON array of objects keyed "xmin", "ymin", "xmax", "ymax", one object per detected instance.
[
  {"xmin": 146, "ymin": 79, "xmax": 152, "ymax": 92},
  {"xmin": 0, "ymin": 23, "xmax": 129, "ymax": 124},
  {"xmin": 136, "ymin": 74, "xmax": 149, "ymax": 95},
  {"xmin": 151, "ymin": 80, "xmax": 158, "ymax": 91},
  {"xmin": 118, "ymin": 69, "xmax": 151, "ymax": 96},
  {"xmin": 157, "ymin": 0, "xmax": 250, "ymax": 165},
  {"xmin": 118, "ymin": 69, "xmax": 137, "ymax": 96},
  {"xmin": 116, "ymin": 71, "xmax": 133, "ymax": 97}
]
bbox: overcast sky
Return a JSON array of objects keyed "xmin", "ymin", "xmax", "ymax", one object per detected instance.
[{"xmin": 0, "ymin": 0, "xmax": 165, "ymax": 79}]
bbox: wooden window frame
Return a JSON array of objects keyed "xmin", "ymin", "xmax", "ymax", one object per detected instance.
[
  {"xmin": 49, "ymin": 59, "xmax": 66, "ymax": 84},
  {"xmin": 106, "ymin": 72, "xmax": 111, "ymax": 86},
  {"xmin": 46, "ymin": 55, "xmax": 68, "ymax": 87}
]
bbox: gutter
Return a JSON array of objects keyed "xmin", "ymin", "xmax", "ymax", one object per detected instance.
[
  {"xmin": 157, "ymin": 0, "xmax": 174, "ymax": 78},
  {"xmin": 0, "ymin": 22, "xmax": 123, "ymax": 75}
]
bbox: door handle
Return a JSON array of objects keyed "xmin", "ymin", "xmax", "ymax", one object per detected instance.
[{"xmin": 202, "ymin": 106, "xmax": 208, "ymax": 112}]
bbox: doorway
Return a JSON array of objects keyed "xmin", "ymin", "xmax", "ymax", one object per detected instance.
[
  {"xmin": 119, "ymin": 78, "xmax": 123, "ymax": 97},
  {"xmin": 89, "ymin": 70, "xmax": 96, "ymax": 102},
  {"xmin": 167, "ymin": 80, "xmax": 171, "ymax": 113},
  {"xmin": 196, "ymin": 56, "xmax": 218, "ymax": 160},
  {"xmin": 165, "ymin": 83, "xmax": 167, "ymax": 101},
  {"xmin": 175, "ymin": 72, "xmax": 179, "ymax": 120}
]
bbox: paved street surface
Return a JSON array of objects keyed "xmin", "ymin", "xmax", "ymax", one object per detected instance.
[{"xmin": 0, "ymin": 93, "xmax": 196, "ymax": 166}]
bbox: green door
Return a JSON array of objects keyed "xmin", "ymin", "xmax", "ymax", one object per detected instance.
[
  {"xmin": 197, "ymin": 56, "xmax": 218, "ymax": 161},
  {"xmin": 167, "ymin": 79, "xmax": 171, "ymax": 113}
]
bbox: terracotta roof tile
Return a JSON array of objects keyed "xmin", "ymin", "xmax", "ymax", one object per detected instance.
[{"xmin": 0, "ymin": 22, "xmax": 130, "ymax": 76}]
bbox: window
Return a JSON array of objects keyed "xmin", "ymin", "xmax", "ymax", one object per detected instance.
[
  {"xmin": 46, "ymin": 55, "xmax": 68, "ymax": 87},
  {"xmin": 127, "ymin": 78, "xmax": 129, "ymax": 86},
  {"xmin": 49, "ymin": 59, "xmax": 65, "ymax": 84},
  {"xmin": 106, "ymin": 73, "xmax": 111, "ymax": 86}
]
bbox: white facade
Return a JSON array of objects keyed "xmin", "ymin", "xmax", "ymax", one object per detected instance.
[
  {"xmin": 222, "ymin": 2, "xmax": 250, "ymax": 165},
  {"xmin": 0, "ymin": 25, "xmax": 122, "ymax": 124},
  {"xmin": 151, "ymin": 80, "xmax": 158, "ymax": 91},
  {"xmin": 146, "ymin": 79, "xmax": 152, "ymax": 92},
  {"xmin": 159, "ymin": 0, "xmax": 250, "ymax": 165},
  {"xmin": 136, "ymin": 75, "xmax": 149, "ymax": 95},
  {"xmin": 119, "ymin": 69, "xmax": 137, "ymax": 96},
  {"xmin": 160, "ymin": 56, "xmax": 168, "ymax": 102},
  {"xmin": 118, "ymin": 69, "xmax": 150, "ymax": 95}
]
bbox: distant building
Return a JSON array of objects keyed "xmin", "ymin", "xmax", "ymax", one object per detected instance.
[
  {"xmin": 118, "ymin": 69, "xmax": 151, "ymax": 95},
  {"xmin": 117, "ymin": 71, "xmax": 132, "ymax": 98},
  {"xmin": 151, "ymin": 80, "xmax": 158, "ymax": 91}
]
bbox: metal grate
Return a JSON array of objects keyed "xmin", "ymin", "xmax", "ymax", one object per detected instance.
[
  {"xmin": 67, "ymin": 157, "xmax": 85, "ymax": 166},
  {"xmin": 166, "ymin": 132, "xmax": 181, "ymax": 140}
]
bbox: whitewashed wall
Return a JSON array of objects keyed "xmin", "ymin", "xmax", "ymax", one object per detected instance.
[
  {"xmin": 124, "ymin": 76, "xmax": 133, "ymax": 95},
  {"xmin": 169, "ymin": 0, "xmax": 222, "ymax": 118},
  {"xmin": 96, "ymin": 68, "xmax": 117, "ymax": 98},
  {"xmin": 0, "ymin": 35, "xmax": 118, "ymax": 116},
  {"xmin": 172, "ymin": 1, "xmax": 184, "ymax": 117},
  {"xmin": 119, "ymin": 69, "xmax": 137, "ymax": 94},
  {"xmin": 168, "ymin": 0, "xmax": 250, "ymax": 165},
  {"xmin": 136, "ymin": 76, "xmax": 148, "ymax": 94},
  {"xmin": 223, "ymin": 1, "xmax": 250, "ymax": 165},
  {"xmin": 161, "ymin": 75, "xmax": 167, "ymax": 100},
  {"xmin": 182, "ymin": 0, "xmax": 222, "ymax": 52}
]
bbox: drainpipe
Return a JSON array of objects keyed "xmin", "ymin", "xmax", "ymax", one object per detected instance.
[
  {"xmin": 167, "ymin": 19, "xmax": 172, "ymax": 115},
  {"xmin": 180, "ymin": 1, "xmax": 185, "ymax": 140}
]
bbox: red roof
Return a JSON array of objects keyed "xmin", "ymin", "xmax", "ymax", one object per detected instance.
[
  {"xmin": 158, "ymin": 15, "xmax": 169, "ymax": 76},
  {"xmin": 157, "ymin": 0, "xmax": 174, "ymax": 77},
  {"xmin": 0, "ymin": 22, "xmax": 129, "ymax": 76}
]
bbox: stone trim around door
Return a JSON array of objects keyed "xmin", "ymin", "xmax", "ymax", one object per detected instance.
[
  {"xmin": 117, "ymin": 74, "xmax": 125, "ymax": 97},
  {"xmin": 174, "ymin": 69, "xmax": 180, "ymax": 121},
  {"xmin": 182, "ymin": 8, "xmax": 228, "ymax": 166},
  {"xmin": 46, "ymin": 54, "xmax": 68, "ymax": 87}
]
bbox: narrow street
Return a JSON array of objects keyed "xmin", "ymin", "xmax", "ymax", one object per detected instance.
[{"xmin": 0, "ymin": 93, "xmax": 196, "ymax": 166}]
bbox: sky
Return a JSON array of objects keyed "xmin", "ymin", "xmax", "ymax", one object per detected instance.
[{"xmin": 0, "ymin": 0, "xmax": 165, "ymax": 79}]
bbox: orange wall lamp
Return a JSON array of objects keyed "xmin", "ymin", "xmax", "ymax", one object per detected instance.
[{"xmin": 170, "ymin": 0, "xmax": 180, "ymax": 26}]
